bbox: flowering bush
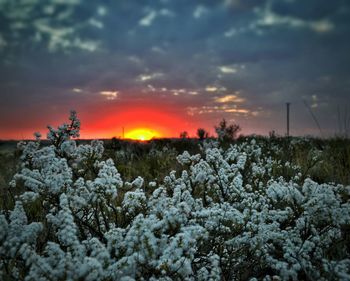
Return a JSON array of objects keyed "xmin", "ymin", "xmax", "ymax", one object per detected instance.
[{"xmin": 1, "ymin": 111, "xmax": 349, "ymax": 280}]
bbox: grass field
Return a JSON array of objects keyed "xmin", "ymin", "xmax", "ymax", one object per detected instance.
[{"xmin": 2, "ymin": 135, "xmax": 350, "ymax": 191}]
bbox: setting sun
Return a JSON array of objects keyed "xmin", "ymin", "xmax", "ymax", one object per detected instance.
[{"xmin": 125, "ymin": 128, "xmax": 160, "ymax": 141}]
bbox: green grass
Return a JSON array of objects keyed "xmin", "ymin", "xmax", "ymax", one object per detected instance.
[{"xmin": 1, "ymin": 136, "xmax": 349, "ymax": 212}]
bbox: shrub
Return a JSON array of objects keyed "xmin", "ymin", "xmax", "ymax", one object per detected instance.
[
  {"xmin": 215, "ymin": 119, "xmax": 241, "ymax": 145},
  {"xmin": 180, "ymin": 131, "xmax": 189, "ymax": 139},
  {"xmin": 197, "ymin": 128, "xmax": 209, "ymax": 140}
]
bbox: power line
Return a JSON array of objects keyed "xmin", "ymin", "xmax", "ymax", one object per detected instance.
[{"xmin": 303, "ymin": 99, "xmax": 323, "ymax": 136}]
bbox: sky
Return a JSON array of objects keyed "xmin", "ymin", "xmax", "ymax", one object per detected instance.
[{"xmin": 0, "ymin": 0, "xmax": 350, "ymax": 139}]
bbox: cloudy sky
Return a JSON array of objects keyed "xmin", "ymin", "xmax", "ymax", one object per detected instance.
[{"xmin": 0, "ymin": 0, "xmax": 349, "ymax": 139}]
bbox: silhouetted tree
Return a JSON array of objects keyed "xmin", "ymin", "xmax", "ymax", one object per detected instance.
[
  {"xmin": 197, "ymin": 128, "xmax": 209, "ymax": 140},
  {"xmin": 180, "ymin": 131, "xmax": 189, "ymax": 139},
  {"xmin": 215, "ymin": 119, "xmax": 241, "ymax": 144}
]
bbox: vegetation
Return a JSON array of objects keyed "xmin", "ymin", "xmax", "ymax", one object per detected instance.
[
  {"xmin": 196, "ymin": 128, "xmax": 209, "ymax": 140},
  {"xmin": 215, "ymin": 119, "xmax": 241, "ymax": 147},
  {"xmin": 0, "ymin": 112, "xmax": 350, "ymax": 280},
  {"xmin": 180, "ymin": 131, "xmax": 189, "ymax": 139}
]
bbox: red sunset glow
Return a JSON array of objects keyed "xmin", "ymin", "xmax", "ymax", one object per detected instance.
[{"xmin": 76, "ymin": 106, "xmax": 193, "ymax": 140}]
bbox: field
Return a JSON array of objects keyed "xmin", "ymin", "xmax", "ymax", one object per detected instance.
[{"xmin": 0, "ymin": 113, "xmax": 350, "ymax": 280}]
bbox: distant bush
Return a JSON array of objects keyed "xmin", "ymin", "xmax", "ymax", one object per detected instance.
[
  {"xmin": 197, "ymin": 128, "xmax": 209, "ymax": 140},
  {"xmin": 0, "ymin": 112, "xmax": 350, "ymax": 280},
  {"xmin": 180, "ymin": 131, "xmax": 189, "ymax": 139},
  {"xmin": 215, "ymin": 118, "xmax": 241, "ymax": 145}
]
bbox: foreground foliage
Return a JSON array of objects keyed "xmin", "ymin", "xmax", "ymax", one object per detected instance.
[{"xmin": 1, "ymin": 112, "xmax": 350, "ymax": 280}]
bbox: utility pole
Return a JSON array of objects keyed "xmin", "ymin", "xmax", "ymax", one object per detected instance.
[
  {"xmin": 286, "ymin": 102, "xmax": 290, "ymax": 137},
  {"xmin": 122, "ymin": 127, "xmax": 125, "ymax": 139}
]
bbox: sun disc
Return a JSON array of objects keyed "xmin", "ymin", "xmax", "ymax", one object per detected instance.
[{"xmin": 125, "ymin": 128, "xmax": 160, "ymax": 141}]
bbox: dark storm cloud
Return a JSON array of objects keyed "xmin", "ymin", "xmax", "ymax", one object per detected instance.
[{"xmin": 0, "ymin": 0, "xmax": 350, "ymax": 137}]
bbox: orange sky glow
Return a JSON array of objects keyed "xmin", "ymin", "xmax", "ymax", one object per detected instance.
[
  {"xmin": 0, "ymin": 102, "xmax": 265, "ymax": 140},
  {"xmin": 77, "ymin": 106, "xmax": 191, "ymax": 139}
]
